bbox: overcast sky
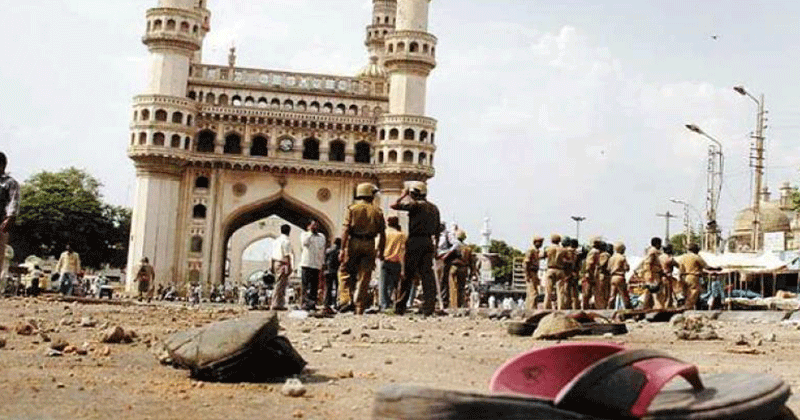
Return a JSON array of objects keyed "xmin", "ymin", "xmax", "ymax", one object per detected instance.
[{"xmin": 3, "ymin": 0, "xmax": 800, "ymax": 253}]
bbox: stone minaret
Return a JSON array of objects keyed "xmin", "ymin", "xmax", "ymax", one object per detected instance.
[
  {"xmin": 376, "ymin": 0, "xmax": 437, "ymax": 212},
  {"xmin": 365, "ymin": 0, "xmax": 397, "ymax": 67},
  {"xmin": 126, "ymin": 0, "xmax": 209, "ymax": 290}
]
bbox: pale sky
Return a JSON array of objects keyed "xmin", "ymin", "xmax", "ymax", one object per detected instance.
[{"xmin": 2, "ymin": 0, "xmax": 800, "ymax": 253}]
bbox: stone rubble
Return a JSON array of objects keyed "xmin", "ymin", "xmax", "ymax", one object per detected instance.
[{"xmin": 673, "ymin": 314, "xmax": 720, "ymax": 341}]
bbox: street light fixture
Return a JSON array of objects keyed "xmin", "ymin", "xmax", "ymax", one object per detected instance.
[
  {"xmin": 734, "ymin": 85, "xmax": 767, "ymax": 252},
  {"xmin": 570, "ymin": 216, "xmax": 585, "ymax": 243},
  {"xmin": 685, "ymin": 124, "xmax": 724, "ymax": 253}
]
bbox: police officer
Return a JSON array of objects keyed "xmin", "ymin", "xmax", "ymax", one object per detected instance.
[
  {"xmin": 392, "ymin": 181, "xmax": 441, "ymax": 316},
  {"xmin": 581, "ymin": 238, "xmax": 601, "ymax": 310},
  {"xmin": 338, "ymin": 183, "xmax": 386, "ymax": 315},
  {"xmin": 678, "ymin": 243, "xmax": 721, "ymax": 309},
  {"xmin": 524, "ymin": 236, "xmax": 544, "ymax": 311},
  {"xmin": 607, "ymin": 242, "xmax": 632, "ymax": 309},
  {"xmin": 596, "ymin": 241, "xmax": 612, "ymax": 309},
  {"xmin": 659, "ymin": 244, "xmax": 679, "ymax": 308},
  {"xmin": 641, "ymin": 237, "xmax": 664, "ymax": 310},
  {"xmin": 566, "ymin": 238, "xmax": 582, "ymax": 309},
  {"xmin": 543, "ymin": 234, "xmax": 563, "ymax": 310}
]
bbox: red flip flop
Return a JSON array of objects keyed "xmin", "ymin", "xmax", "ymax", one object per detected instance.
[
  {"xmin": 372, "ymin": 342, "xmax": 791, "ymax": 420},
  {"xmin": 489, "ymin": 342, "xmax": 790, "ymax": 419}
]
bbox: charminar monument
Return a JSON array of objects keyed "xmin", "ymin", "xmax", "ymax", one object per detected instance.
[{"xmin": 126, "ymin": 0, "xmax": 438, "ymax": 291}]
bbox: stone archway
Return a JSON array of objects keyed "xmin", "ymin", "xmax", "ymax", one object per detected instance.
[{"xmin": 217, "ymin": 192, "xmax": 334, "ymax": 284}]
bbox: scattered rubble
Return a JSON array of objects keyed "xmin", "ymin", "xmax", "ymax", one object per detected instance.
[{"xmin": 673, "ymin": 314, "xmax": 720, "ymax": 341}]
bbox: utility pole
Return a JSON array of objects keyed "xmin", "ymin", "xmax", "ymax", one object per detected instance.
[
  {"xmin": 751, "ymin": 94, "xmax": 766, "ymax": 251},
  {"xmin": 735, "ymin": 86, "xmax": 767, "ymax": 252},
  {"xmin": 570, "ymin": 216, "xmax": 586, "ymax": 243},
  {"xmin": 685, "ymin": 124, "xmax": 723, "ymax": 253},
  {"xmin": 656, "ymin": 211, "xmax": 678, "ymax": 242}
]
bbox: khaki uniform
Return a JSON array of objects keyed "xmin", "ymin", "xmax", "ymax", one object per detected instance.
[
  {"xmin": 394, "ymin": 200, "xmax": 441, "ymax": 315},
  {"xmin": 338, "ymin": 200, "xmax": 385, "ymax": 314},
  {"xmin": 565, "ymin": 248, "xmax": 580, "ymax": 309},
  {"xmin": 449, "ymin": 247, "xmax": 473, "ymax": 309},
  {"xmin": 607, "ymin": 253, "xmax": 631, "ymax": 309},
  {"xmin": 555, "ymin": 246, "xmax": 575, "ymax": 310},
  {"xmin": 582, "ymin": 249, "xmax": 599, "ymax": 309},
  {"xmin": 659, "ymin": 254, "xmax": 679, "ymax": 308},
  {"xmin": 596, "ymin": 250, "xmax": 611, "ymax": 309},
  {"xmin": 678, "ymin": 252, "xmax": 709, "ymax": 309},
  {"xmin": 544, "ymin": 245, "xmax": 562, "ymax": 309},
  {"xmin": 641, "ymin": 246, "xmax": 664, "ymax": 309},
  {"xmin": 524, "ymin": 246, "xmax": 542, "ymax": 311}
]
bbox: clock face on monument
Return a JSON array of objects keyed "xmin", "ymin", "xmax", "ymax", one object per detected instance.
[{"xmin": 279, "ymin": 138, "xmax": 294, "ymax": 152}]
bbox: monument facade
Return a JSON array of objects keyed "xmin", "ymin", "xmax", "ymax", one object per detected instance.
[{"xmin": 126, "ymin": 0, "xmax": 438, "ymax": 291}]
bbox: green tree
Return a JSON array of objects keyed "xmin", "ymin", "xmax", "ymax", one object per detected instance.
[
  {"xmin": 10, "ymin": 168, "xmax": 131, "ymax": 269},
  {"xmin": 668, "ymin": 231, "xmax": 702, "ymax": 255},
  {"xmin": 489, "ymin": 240, "xmax": 524, "ymax": 283}
]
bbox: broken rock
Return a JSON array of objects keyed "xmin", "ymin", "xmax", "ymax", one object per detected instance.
[
  {"xmin": 100, "ymin": 326, "xmax": 134, "ymax": 344},
  {"xmin": 49, "ymin": 338, "xmax": 69, "ymax": 352},
  {"xmin": 15, "ymin": 322, "xmax": 35, "ymax": 336},
  {"xmin": 281, "ymin": 378, "xmax": 306, "ymax": 397}
]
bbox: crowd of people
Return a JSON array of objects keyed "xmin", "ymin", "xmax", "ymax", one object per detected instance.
[
  {"xmin": 0, "ymin": 146, "xmax": 727, "ymax": 314},
  {"xmin": 523, "ymin": 234, "xmax": 722, "ymax": 312}
]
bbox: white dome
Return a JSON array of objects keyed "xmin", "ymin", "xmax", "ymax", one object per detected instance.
[{"xmin": 357, "ymin": 56, "xmax": 386, "ymax": 79}]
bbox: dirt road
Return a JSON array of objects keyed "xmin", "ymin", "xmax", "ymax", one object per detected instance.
[{"xmin": 0, "ymin": 297, "xmax": 798, "ymax": 419}]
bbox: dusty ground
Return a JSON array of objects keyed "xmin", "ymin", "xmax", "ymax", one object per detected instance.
[{"xmin": 1, "ymin": 297, "xmax": 799, "ymax": 420}]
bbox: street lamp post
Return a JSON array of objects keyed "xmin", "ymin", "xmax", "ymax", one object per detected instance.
[
  {"xmin": 685, "ymin": 124, "xmax": 724, "ymax": 253},
  {"xmin": 570, "ymin": 216, "xmax": 585, "ymax": 243},
  {"xmin": 670, "ymin": 198, "xmax": 705, "ymax": 249},
  {"xmin": 734, "ymin": 85, "xmax": 766, "ymax": 252}
]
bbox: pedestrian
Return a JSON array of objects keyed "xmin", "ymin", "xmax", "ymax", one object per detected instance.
[
  {"xmin": 380, "ymin": 216, "xmax": 406, "ymax": 311},
  {"xmin": 659, "ymin": 244, "xmax": 679, "ymax": 308},
  {"xmin": 270, "ymin": 224, "xmax": 293, "ymax": 310},
  {"xmin": 0, "ymin": 152, "xmax": 20, "ymax": 284},
  {"xmin": 134, "ymin": 257, "xmax": 155, "ymax": 302},
  {"xmin": 607, "ymin": 242, "xmax": 632, "ymax": 309},
  {"xmin": 391, "ymin": 181, "xmax": 441, "ymax": 316},
  {"xmin": 524, "ymin": 236, "xmax": 544, "ymax": 311},
  {"xmin": 543, "ymin": 234, "xmax": 563, "ymax": 310},
  {"xmin": 299, "ymin": 220, "xmax": 326, "ymax": 311},
  {"xmin": 678, "ymin": 243, "xmax": 721, "ymax": 309},
  {"xmin": 322, "ymin": 238, "xmax": 341, "ymax": 312},
  {"xmin": 640, "ymin": 237, "xmax": 664, "ymax": 310},
  {"xmin": 56, "ymin": 244, "xmax": 81, "ymax": 296},
  {"xmin": 337, "ymin": 183, "xmax": 385, "ymax": 315}
]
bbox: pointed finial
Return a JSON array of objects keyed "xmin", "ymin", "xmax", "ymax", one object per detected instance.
[{"xmin": 228, "ymin": 43, "xmax": 237, "ymax": 68}]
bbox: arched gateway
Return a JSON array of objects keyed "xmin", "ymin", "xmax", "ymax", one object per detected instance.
[{"xmin": 125, "ymin": 0, "xmax": 439, "ymax": 292}]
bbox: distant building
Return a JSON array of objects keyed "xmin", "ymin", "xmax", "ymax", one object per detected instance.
[
  {"xmin": 125, "ymin": 0, "xmax": 439, "ymax": 291},
  {"xmin": 730, "ymin": 182, "xmax": 799, "ymax": 251}
]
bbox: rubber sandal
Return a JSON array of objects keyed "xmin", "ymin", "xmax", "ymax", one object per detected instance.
[
  {"xmin": 372, "ymin": 342, "xmax": 791, "ymax": 420},
  {"xmin": 489, "ymin": 342, "xmax": 790, "ymax": 420}
]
